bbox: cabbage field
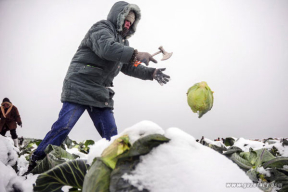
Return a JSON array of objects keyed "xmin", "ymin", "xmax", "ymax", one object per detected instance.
[{"xmin": 0, "ymin": 121, "xmax": 287, "ymax": 192}]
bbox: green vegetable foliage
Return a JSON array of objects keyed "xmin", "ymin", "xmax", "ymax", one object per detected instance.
[
  {"xmin": 31, "ymin": 145, "xmax": 79, "ymax": 174},
  {"xmin": 34, "ymin": 159, "xmax": 89, "ymax": 192}
]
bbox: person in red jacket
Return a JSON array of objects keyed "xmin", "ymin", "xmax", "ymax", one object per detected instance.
[{"xmin": 0, "ymin": 98, "xmax": 22, "ymax": 147}]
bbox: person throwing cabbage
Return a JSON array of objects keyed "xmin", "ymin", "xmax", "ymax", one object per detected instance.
[{"xmin": 26, "ymin": 1, "xmax": 170, "ymax": 174}]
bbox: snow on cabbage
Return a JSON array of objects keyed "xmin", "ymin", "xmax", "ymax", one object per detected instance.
[{"xmin": 0, "ymin": 122, "xmax": 287, "ymax": 192}]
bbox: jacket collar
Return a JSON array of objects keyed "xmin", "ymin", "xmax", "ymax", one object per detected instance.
[{"xmin": 1, "ymin": 102, "xmax": 13, "ymax": 118}]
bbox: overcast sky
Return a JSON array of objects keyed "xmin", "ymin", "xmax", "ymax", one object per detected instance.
[{"xmin": 0, "ymin": 0, "xmax": 287, "ymax": 142}]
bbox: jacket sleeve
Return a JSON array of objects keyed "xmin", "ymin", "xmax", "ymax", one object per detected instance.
[
  {"xmin": 14, "ymin": 107, "xmax": 22, "ymax": 125},
  {"xmin": 121, "ymin": 64, "xmax": 156, "ymax": 80},
  {"xmin": 89, "ymin": 23, "xmax": 134, "ymax": 63}
]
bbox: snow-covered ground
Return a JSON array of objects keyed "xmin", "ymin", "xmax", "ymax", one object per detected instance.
[
  {"xmin": 87, "ymin": 121, "xmax": 261, "ymax": 191},
  {"xmin": 1, "ymin": 121, "xmax": 287, "ymax": 191},
  {"xmin": 0, "ymin": 136, "xmax": 18, "ymax": 166},
  {"xmin": 0, "ymin": 135, "xmax": 38, "ymax": 192},
  {"xmin": 120, "ymin": 124, "xmax": 260, "ymax": 192},
  {"xmin": 233, "ymin": 137, "xmax": 288, "ymax": 157}
]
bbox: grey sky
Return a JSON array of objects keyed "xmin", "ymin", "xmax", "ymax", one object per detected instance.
[{"xmin": 0, "ymin": 0, "xmax": 287, "ymax": 142}]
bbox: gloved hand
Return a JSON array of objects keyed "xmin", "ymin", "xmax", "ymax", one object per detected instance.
[
  {"xmin": 153, "ymin": 68, "xmax": 170, "ymax": 86},
  {"xmin": 136, "ymin": 52, "xmax": 157, "ymax": 66},
  {"xmin": 18, "ymin": 122, "xmax": 22, "ymax": 128}
]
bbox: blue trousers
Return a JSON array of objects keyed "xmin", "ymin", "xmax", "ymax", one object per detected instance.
[{"xmin": 33, "ymin": 101, "xmax": 117, "ymax": 160}]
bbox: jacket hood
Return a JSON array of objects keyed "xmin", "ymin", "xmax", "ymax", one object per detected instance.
[
  {"xmin": 2, "ymin": 97, "xmax": 11, "ymax": 103},
  {"xmin": 107, "ymin": 1, "xmax": 141, "ymax": 39}
]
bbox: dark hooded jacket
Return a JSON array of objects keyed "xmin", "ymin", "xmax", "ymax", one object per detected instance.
[{"xmin": 61, "ymin": 1, "xmax": 156, "ymax": 108}]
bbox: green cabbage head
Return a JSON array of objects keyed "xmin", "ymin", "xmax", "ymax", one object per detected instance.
[
  {"xmin": 187, "ymin": 81, "xmax": 214, "ymax": 118},
  {"xmin": 101, "ymin": 135, "xmax": 130, "ymax": 169}
]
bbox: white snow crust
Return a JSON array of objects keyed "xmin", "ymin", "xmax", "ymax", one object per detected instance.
[
  {"xmin": 0, "ymin": 135, "xmax": 18, "ymax": 166},
  {"xmin": 118, "ymin": 120, "xmax": 165, "ymax": 144},
  {"xmin": 203, "ymin": 137, "xmax": 225, "ymax": 147},
  {"xmin": 87, "ymin": 120, "xmax": 165, "ymax": 165},
  {"xmin": 119, "ymin": 123, "xmax": 260, "ymax": 192},
  {"xmin": 233, "ymin": 137, "xmax": 288, "ymax": 157},
  {"xmin": 233, "ymin": 137, "xmax": 265, "ymax": 152},
  {"xmin": 22, "ymin": 174, "xmax": 39, "ymax": 192},
  {"xmin": 66, "ymin": 147, "xmax": 88, "ymax": 159},
  {"xmin": 0, "ymin": 161, "xmax": 24, "ymax": 192},
  {"xmin": 0, "ymin": 136, "xmax": 39, "ymax": 192},
  {"xmin": 257, "ymin": 167, "xmax": 271, "ymax": 177},
  {"xmin": 87, "ymin": 138, "xmax": 110, "ymax": 165},
  {"xmin": 17, "ymin": 155, "xmax": 29, "ymax": 176}
]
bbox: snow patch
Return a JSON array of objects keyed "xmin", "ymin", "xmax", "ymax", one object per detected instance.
[
  {"xmin": 0, "ymin": 135, "xmax": 18, "ymax": 166},
  {"xmin": 87, "ymin": 138, "xmax": 110, "ymax": 165},
  {"xmin": 257, "ymin": 167, "xmax": 271, "ymax": 177},
  {"xmin": 203, "ymin": 137, "xmax": 224, "ymax": 147},
  {"xmin": 123, "ymin": 128, "xmax": 260, "ymax": 191},
  {"xmin": 62, "ymin": 186, "xmax": 72, "ymax": 192},
  {"xmin": 118, "ymin": 120, "xmax": 164, "ymax": 144},
  {"xmin": 0, "ymin": 161, "xmax": 23, "ymax": 192},
  {"xmin": 87, "ymin": 120, "xmax": 164, "ymax": 164},
  {"xmin": 17, "ymin": 155, "xmax": 29, "ymax": 176},
  {"xmin": 233, "ymin": 137, "xmax": 265, "ymax": 152},
  {"xmin": 66, "ymin": 147, "xmax": 88, "ymax": 159},
  {"xmin": 233, "ymin": 137, "xmax": 288, "ymax": 157},
  {"xmin": 22, "ymin": 174, "xmax": 39, "ymax": 192}
]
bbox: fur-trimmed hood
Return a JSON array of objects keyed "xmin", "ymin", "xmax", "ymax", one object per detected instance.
[
  {"xmin": 0, "ymin": 102, "xmax": 13, "ymax": 118},
  {"xmin": 107, "ymin": 1, "xmax": 141, "ymax": 39}
]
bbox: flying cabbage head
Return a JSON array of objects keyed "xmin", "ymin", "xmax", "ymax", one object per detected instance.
[{"xmin": 187, "ymin": 81, "xmax": 214, "ymax": 118}]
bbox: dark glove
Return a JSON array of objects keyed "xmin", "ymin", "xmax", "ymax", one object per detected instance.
[
  {"xmin": 136, "ymin": 52, "xmax": 158, "ymax": 66},
  {"xmin": 18, "ymin": 122, "xmax": 22, "ymax": 128},
  {"xmin": 153, "ymin": 68, "xmax": 170, "ymax": 86}
]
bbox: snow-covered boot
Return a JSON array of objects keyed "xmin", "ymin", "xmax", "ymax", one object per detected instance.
[{"xmin": 13, "ymin": 138, "xmax": 19, "ymax": 148}]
